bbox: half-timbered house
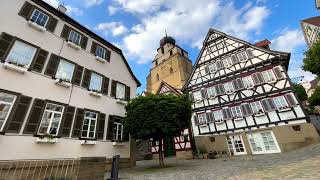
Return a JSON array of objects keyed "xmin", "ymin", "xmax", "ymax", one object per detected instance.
[{"xmin": 184, "ymin": 29, "xmax": 319, "ymax": 155}]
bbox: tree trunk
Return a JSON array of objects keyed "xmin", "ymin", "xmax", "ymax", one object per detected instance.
[{"xmin": 158, "ymin": 138, "xmax": 165, "ymax": 168}]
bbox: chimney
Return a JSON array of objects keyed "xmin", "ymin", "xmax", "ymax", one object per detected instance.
[
  {"xmin": 254, "ymin": 39, "xmax": 271, "ymax": 50},
  {"xmin": 57, "ymin": 4, "xmax": 67, "ymax": 14}
]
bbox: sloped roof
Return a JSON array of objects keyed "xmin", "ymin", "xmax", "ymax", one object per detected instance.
[
  {"xmin": 302, "ymin": 16, "xmax": 320, "ymax": 27},
  {"xmin": 156, "ymin": 81, "xmax": 182, "ymax": 95},
  {"xmin": 254, "ymin": 39, "xmax": 271, "ymax": 48}
]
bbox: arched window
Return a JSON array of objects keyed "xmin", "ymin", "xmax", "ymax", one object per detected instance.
[
  {"xmin": 156, "ymin": 74, "xmax": 159, "ymax": 81},
  {"xmin": 170, "ymin": 67, "xmax": 173, "ymax": 74}
]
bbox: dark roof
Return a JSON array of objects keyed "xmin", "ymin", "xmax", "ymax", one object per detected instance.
[
  {"xmin": 32, "ymin": 0, "xmax": 141, "ymax": 87},
  {"xmin": 301, "ymin": 16, "xmax": 320, "ymax": 27},
  {"xmin": 254, "ymin": 39, "xmax": 271, "ymax": 48},
  {"xmin": 160, "ymin": 36, "xmax": 176, "ymax": 47}
]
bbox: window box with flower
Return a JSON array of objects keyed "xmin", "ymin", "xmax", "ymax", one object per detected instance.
[
  {"xmin": 36, "ymin": 134, "xmax": 58, "ymax": 143},
  {"xmin": 55, "ymin": 78, "xmax": 71, "ymax": 88},
  {"xmin": 3, "ymin": 61, "xmax": 27, "ymax": 73},
  {"xmin": 89, "ymin": 89, "xmax": 103, "ymax": 97}
]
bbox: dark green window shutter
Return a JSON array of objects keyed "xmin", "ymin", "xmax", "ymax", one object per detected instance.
[
  {"xmin": 30, "ymin": 49, "xmax": 48, "ymax": 73},
  {"xmin": 106, "ymin": 115, "xmax": 114, "ymax": 140},
  {"xmin": 111, "ymin": 80, "xmax": 117, "ymax": 98},
  {"xmin": 105, "ymin": 49, "xmax": 111, "ymax": 62},
  {"xmin": 72, "ymin": 108, "xmax": 84, "ymax": 138},
  {"xmin": 0, "ymin": 33, "xmax": 15, "ymax": 62},
  {"xmin": 46, "ymin": 16, "xmax": 58, "ymax": 33},
  {"xmin": 44, "ymin": 54, "xmax": 60, "ymax": 77},
  {"xmin": 81, "ymin": 69, "xmax": 91, "ymax": 89},
  {"xmin": 72, "ymin": 65, "xmax": 84, "ymax": 86},
  {"xmin": 6, "ymin": 95, "xmax": 32, "ymax": 133},
  {"xmin": 96, "ymin": 113, "xmax": 106, "ymax": 140},
  {"xmin": 60, "ymin": 25, "xmax": 71, "ymax": 40},
  {"xmin": 81, "ymin": 36, "xmax": 88, "ymax": 50},
  {"xmin": 91, "ymin": 41, "xmax": 97, "ymax": 55},
  {"xmin": 125, "ymin": 85, "xmax": 130, "ymax": 101},
  {"xmin": 23, "ymin": 99, "xmax": 46, "ymax": 135},
  {"xmin": 18, "ymin": 1, "xmax": 34, "ymax": 19},
  {"xmin": 102, "ymin": 77, "xmax": 109, "ymax": 95},
  {"xmin": 59, "ymin": 106, "xmax": 75, "ymax": 137}
]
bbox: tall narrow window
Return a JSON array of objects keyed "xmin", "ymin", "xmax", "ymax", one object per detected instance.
[
  {"xmin": 81, "ymin": 111, "xmax": 97, "ymax": 139},
  {"xmin": 237, "ymin": 51, "xmax": 248, "ymax": 62},
  {"xmin": 222, "ymin": 57, "xmax": 233, "ymax": 67},
  {"xmin": 113, "ymin": 122, "xmax": 123, "ymax": 141},
  {"xmin": 242, "ymin": 76, "xmax": 255, "ymax": 89},
  {"xmin": 169, "ymin": 50, "xmax": 173, "ymax": 56},
  {"xmin": 250, "ymin": 101, "xmax": 264, "ymax": 115},
  {"xmin": 96, "ymin": 46, "xmax": 106, "ymax": 59},
  {"xmin": 206, "ymin": 86, "xmax": 216, "ymax": 98},
  {"xmin": 0, "ymin": 93, "xmax": 17, "ymax": 132},
  {"xmin": 197, "ymin": 113, "xmax": 207, "ymax": 125},
  {"xmin": 273, "ymin": 96, "xmax": 289, "ymax": 110},
  {"xmin": 224, "ymin": 82, "xmax": 235, "ymax": 94},
  {"xmin": 193, "ymin": 91, "xmax": 202, "ymax": 102},
  {"xmin": 38, "ymin": 103, "xmax": 64, "ymax": 136},
  {"xmin": 68, "ymin": 30, "xmax": 81, "ymax": 45},
  {"xmin": 55, "ymin": 60, "xmax": 75, "ymax": 82},
  {"xmin": 213, "ymin": 110, "xmax": 224, "ymax": 124},
  {"xmin": 30, "ymin": 9, "xmax": 49, "ymax": 27},
  {"xmin": 261, "ymin": 69, "xmax": 276, "ymax": 83},
  {"xmin": 6, "ymin": 41, "xmax": 37, "ymax": 68},
  {"xmin": 208, "ymin": 63, "xmax": 218, "ymax": 73},
  {"xmin": 89, "ymin": 73, "xmax": 103, "ymax": 92},
  {"xmin": 116, "ymin": 83, "xmax": 126, "ymax": 100},
  {"xmin": 231, "ymin": 106, "xmax": 243, "ymax": 119}
]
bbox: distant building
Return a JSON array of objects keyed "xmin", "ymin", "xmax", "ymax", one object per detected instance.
[
  {"xmin": 301, "ymin": 78, "xmax": 319, "ymax": 97},
  {"xmin": 316, "ymin": 0, "xmax": 320, "ymax": 9},
  {"xmin": 301, "ymin": 16, "xmax": 320, "ymax": 48}
]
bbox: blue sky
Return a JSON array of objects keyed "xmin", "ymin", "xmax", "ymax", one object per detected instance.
[{"xmin": 45, "ymin": 0, "xmax": 319, "ymax": 93}]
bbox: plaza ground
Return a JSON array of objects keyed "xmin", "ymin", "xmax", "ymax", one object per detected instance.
[{"xmin": 107, "ymin": 143, "xmax": 320, "ymax": 180}]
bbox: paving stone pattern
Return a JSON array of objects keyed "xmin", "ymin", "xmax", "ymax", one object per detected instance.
[{"xmin": 112, "ymin": 144, "xmax": 320, "ymax": 180}]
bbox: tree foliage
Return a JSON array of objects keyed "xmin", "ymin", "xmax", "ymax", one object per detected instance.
[
  {"xmin": 302, "ymin": 40, "xmax": 320, "ymax": 76},
  {"xmin": 309, "ymin": 87, "xmax": 320, "ymax": 106},
  {"xmin": 292, "ymin": 83, "xmax": 308, "ymax": 101}
]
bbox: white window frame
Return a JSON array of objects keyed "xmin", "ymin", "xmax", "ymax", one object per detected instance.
[
  {"xmin": 208, "ymin": 63, "xmax": 217, "ymax": 73},
  {"xmin": 193, "ymin": 91, "xmax": 202, "ymax": 102},
  {"xmin": 216, "ymin": 42, "xmax": 224, "ymax": 50},
  {"xmin": 116, "ymin": 82, "xmax": 126, "ymax": 100},
  {"xmin": 68, "ymin": 30, "xmax": 82, "ymax": 45},
  {"xmin": 261, "ymin": 69, "xmax": 276, "ymax": 83},
  {"xmin": 96, "ymin": 46, "xmax": 106, "ymax": 59},
  {"xmin": 6, "ymin": 41, "xmax": 37, "ymax": 68},
  {"xmin": 81, "ymin": 111, "xmax": 98, "ymax": 139},
  {"xmin": 55, "ymin": 60, "xmax": 75, "ymax": 82},
  {"xmin": 89, "ymin": 72, "xmax": 103, "ymax": 92},
  {"xmin": 224, "ymin": 82, "xmax": 235, "ymax": 94},
  {"xmin": 237, "ymin": 51, "xmax": 248, "ymax": 62},
  {"xmin": 197, "ymin": 113, "xmax": 207, "ymax": 125},
  {"xmin": 231, "ymin": 106, "xmax": 243, "ymax": 120},
  {"xmin": 37, "ymin": 103, "xmax": 64, "ymax": 136},
  {"xmin": 206, "ymin": 86, "xmax": 216, "ymax": 99},
  {"xmin": 242, "ymin": 76, "xmax": 255, "ymax": 89},
  {"xmin": 222, "ymin": 57, "xmax": 233, "ymax": 67},
  {"xmin": 113, "ymin": 122, "xmax": 123, "ymax": 141},
  {"xmin": 30, "ymin": 9, "xmax": 49, "ymax": 27},
  {"xmin": 250, "ymin": 101, "xmax": 264, "ymax": 115},
  {"xmin": 213, "ymin": 110, "xmax": 224, "ymax": 124},
  {"xmin": 273, "ymin": 96, "xmax": 289, "ymax": 111},
  {"xmin": 0, "ymin": 93, "xmax": 17, "ymax": 132}
]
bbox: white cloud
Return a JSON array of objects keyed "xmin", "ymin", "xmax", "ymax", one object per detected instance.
[
  {"xmin": 95, "ymin": 22, "xmax": 128, "ymax": 36},
  {"xmin": 108, "ymin": 6, "xmax": 119, "ymax": 15},
  {"xmin": 43, "ymin": 0, "xmax": 83, "ymax": 16},
  {"xmin": 115, "ymin": 0, "xmax": 270, "ymax": 64},
  {"xmin": 43, "ymin": 0, "xmax": 60, "ymax": 8},
  {"xmin": 84, "ymin": 0, "xmax": 104, "ymax": 7},
  {"xmin": 271, "ymin": 29, "xmax": 305, "ymax": 52}
]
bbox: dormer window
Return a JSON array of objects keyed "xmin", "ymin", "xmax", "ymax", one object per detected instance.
[
  {"xmin": 68, "ymin": 30, "xmax": 81, "ymax": 46},
  {"xmin": 30, "ymin": 9, "xmax": 49, "ymax": 27}
]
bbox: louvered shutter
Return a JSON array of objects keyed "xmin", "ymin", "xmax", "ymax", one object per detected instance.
[
  {"xmin": 252, "ymin": 73, "xmax": 264, "ymax": 85},
  {"xmin": 236, "ymin": 78, "xmax": 244, "ymax": 90},
  {"xmin": 72, "ymin": 108, "xmax": 84, "ymax": 138},
  {"xmin": 91, "ymin": 41, "xmax": 97, "ymax": 55},
  {"xmin": 233, "ymin": 79, "xmax": 239, "ymax": 90},
  {"xmin": 81, "ymin": 69, "xmax": 91, "ymax": 89},
  {"xmin": 215, "ymin": 85, "xmax": 220, "ymax": 95},
  {"xmin": 125, "ymin": 85, "xmax": 130, "ymax": 101},
  {"xmin": 72, "ymin": 65, "xmax": 83, "ymax": 86},
  {"xmin": 285, "ymin": 94, "xmax": 297, "ymax": 107},
  {"xmin": 44, "ymin": 54, "xmax": 60, "ymax": 77},
  {"xmin": 209, "ymin": 112, "xmax": 215, "ymax": 123},
  {"xmin": 18, "ymin": 1, "xmax": 34, "ymax": 19},
  {"xmin": 23, "ymin": 99, "xmax": 46, "ymax": 135},
  {"xmin": 222, "ymin": 109, "xmax": 232, "ymax": 120},
  {"xmin": 193, "ymin": 115, "xmax": 199, "ymax": 126},
  {"xmin": 6, "ymin": 95, "xmax": 32, "ymax": 133},
  {"xmin": 246, "ymin": 49, "xmax": 254, "ymax": 59},
  {"xmin": 231, "ymin": 54, "xmax": 239, "ymax": 64},
  {"xmin": 46, "ymin": 16, "xmax": 58, "ymax": 33},
  {"xmin": 96, "ymin": 113, "xmax": 106, "ymax": 140},
  {"xmin": 105, "ymin": 49, "xmax": 111, "ymax": 62},
  {"xmin": 111, "ymin": 80, "xmax": 117, "ymax": 98},
  {"xmin": 106, "ymin": 115, "xmax": 114, "ymax": 140},
  {"xmin": 206, "ymin": 113, "xmax": 211, "ymax": 123},
  {"xmin": 245, "ymin": 104, "xmax": 253, "ymax": 115},
  {"xmin": 204, "ymin": 66, "xmax": 209, "ymax": 74},
  {"xmin": 189, "ymin": 92, "xmax": 194, "ymax": 102},
  {"xmin": 102, "ymin": 77, "xmax": 110, "ymax": 95},
  {"xmin": 60, "ymin": 106, "xmax": 75, "ymax": 137},
  {"xmin": 0, "ymin": 33, "xmax": 15, "ymax": 62},
  {"xmin": 80, "ymin": 36, "xmax": 88, "ymax": 50},
  {"xmin": 201, "ymin": 89, "xmax": 207, "ymax": 99},
  {"xmin": 240, "ymin": 104, "xmax": 248, "ymax": 116},
  {"xmin": 273, "ymin": 66, "xmax": 284, "ymax": 79},
  {"xmin": 60, "ymin": 25, "xmax": 71, "ymax": 40},
  {"xmin": 217, "ymin": 60, "xmax": 223, "ymax": 69},
  {"xmin": 219, "ymin": 84, "xmax": 225, "ymax": 94},
  {"xmin": 30, "ymin": 49, "xmax": 48, "ymax": 72},
  {"xmin": 257, "ymin": 72, "xmax": 265, "ymax": 84},
  {"xmin": 261, "ymin": 99, "xmax": 271, "ymax": 112}
]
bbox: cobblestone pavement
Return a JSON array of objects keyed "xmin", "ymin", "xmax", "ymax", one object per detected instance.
[{"xmin": 109, "ymin": 144, "xmax": 320, "ymax": 180}]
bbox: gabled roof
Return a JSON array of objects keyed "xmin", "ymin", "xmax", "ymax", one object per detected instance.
[
  {"xmin": 156, "ymin": 81, "xmax": 182, "ymax": 95},
  {"xmin": 254, "ymin": 39, "xmax": 271, "ymax": 48},
  {"xmin": 32, "ymin": 0, "xmax": 141, "ymax": 87},
  {"xmin": 182, "ymin": 28, "xmax": 291, "ymax": 91},
  {"xmin": 301, "ymin": 16, "xmax": 320, "ymax": 27}
]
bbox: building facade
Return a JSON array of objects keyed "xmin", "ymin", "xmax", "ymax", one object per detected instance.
[
  {"xmin": 301, "ymin": 16, "xmax": 320, "ymax": 48},
  {"xmin": 184, "ymin": 29, "xmax": 319, "ymax": 156},
  {"xmin": 0, "ymin": 0, "xmax": 140, "ymax": 174}
]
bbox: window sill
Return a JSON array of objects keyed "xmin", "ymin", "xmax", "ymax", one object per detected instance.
[
  {"xmin": 267, "ymin": 80, "xmax": 277, "ymax": 84},
  {"xmin": 245, "ymin": 87, "xmax": 254, "ymax": 90},
  {"xmin": 208, "ymin": 96, "xmax": 216, "ymax": 100},
  {"xmin": 95, "ymin": 56, "xmax": 107, "ymax": 63},
  {"xmin": 116, "ymin": 99, "xmax": 127, "ymax": 105},
  {"xmin": 67, "ymin": 41, "xmax": 81, "ymax": 50},
  {"xmin": 226, "ymin": 91, "xmax": 235, "ymax": 95},
  {"xmin": 55, "ymin": 79, "xmax": 71, "ymax": 88},
  {"xmin": 215, "ymin": 121, "xmax": 224, "ymax": 124},
  {"xmin": 113, "ymin": 141, "xmax": 125, "ymax": 146},
  {"xmin": 80, "ymin": 140, "xmax": 96, "ymax": 145},
  {"xmin": 27, "ymin": 20, "xmax": 46, "ymax": 32},
  {"xmin": 278, "ymin": 108, "xmax": 291, "ymax": 112},
  {"xmin": 195, "ymin": 100, "xmax": 202, "ymax": 104},
  {"xmin": 199, "ymin": 124, "xmax": 207, "ymax": 127},
  {"xmin": 234, "ymin": 117, "xmax": 244, "ymax": 121},
  {"xmin": 3, "ymin": 62, "xmax": 27, "ymax": 74},
  {"xmin": 36, "ymin": 137, "xmax": 58, "ymax": 143},
  {"xmin": 254, "ymin": 113, "xmax": 265, "ymax": 117},
  {"xmin": 89, "ymin": 91, "xmax": 102, "ymax": 97}
]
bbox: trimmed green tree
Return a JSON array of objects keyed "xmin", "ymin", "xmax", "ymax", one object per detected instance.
[
  {"xmin": 302, "ymin": 40, "xmax": 320, "ymax": 76},
  {"xmin": 123, "ymin": 94, "xmax": 191, "ymax": 167},
  {"xmin": 292, "ymin": 83, "xmax": 308, "ymax": 101}
]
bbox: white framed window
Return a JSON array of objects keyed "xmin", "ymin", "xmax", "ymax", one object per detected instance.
[
  {"xmin": 197, "ymin": 113, "xmax": 207, "ymax": 125},
  {"xmin": 206, "ymin": 86, "xmax": 216, "ymax": 98},
  {"xmin": 273, "ymin": 96, "xmax": 289, "ymax": 110},
  {"xmin": 216, "ymin": 42, "xmax": 224, "ymax": 49},
  {"xmin": 237, "ymin": 51, "xmax": 248, "ymax": 62},
  {"xmin": 208, "ymin": 63, "xmax": 217, "ymax": 73},
  {"xmin": 6, "ymin": 41, "xmax": 37, "ymax": 68},
  {"xmin": 242, "ymin": 76, "xmax": 255, "ymax": 89},
  {"xmin": 96, "ymin": 46, "xmax": 106, "ymax": 59},
  {"xmin": 68, "ymin": 30, "xmax": 81, "ymax": 45},
  {"xmin": 250, "ymin": 101, "xmax": 264, "ymax": 115},
  {"xmin": 231, "ymin": 106, "xmax": 243, "ymax": 119},
  {"xmin": 213, "ymin": 110, "xmax": 223, "ymax": 123},
  {"xmin": 89, "ymin": 73, "xmax": 103, "ymax": 92},
  {"xmin": 261, "ymin": 69, "xmax": 276, "ymax": 83},
  {"xmin": 55, "ymin": 60, "xmax": 75, "ymax": 82},
  {"xmin": 30, "ymin": 9, "xmax": 49, "ymax": 27},
  {"xmin": 113, "ymin": 122, "xmax": 123, "ymax": 141},
  {"xmin": 38, "ymin": 103, "xmax": 64, "ymax": 136},
  {"xmin": 222, "ymin": 57, "xmax": 233, "ymax": 67},
  {"xmin": 81, "ymin": 111, "xmax": 97, "ymax": 139},
  {"xmin": 0, "ymin": 93, "xmax": 17, "ymax": 132},
  {"xmin": 116, "ymin": 83, "xmax": 126, "ymax": 100},
  {"xmin": 193, "ymin": 91, "xmax": 202, "ymax": 102},
  {"xmin": 224, "ymin": 82, "xmax": 235, "ymax": 94}
]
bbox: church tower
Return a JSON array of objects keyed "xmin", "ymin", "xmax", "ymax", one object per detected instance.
[{"xmin": 146, "ymin": 35, "xmax": 193, "ymax": 94}]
